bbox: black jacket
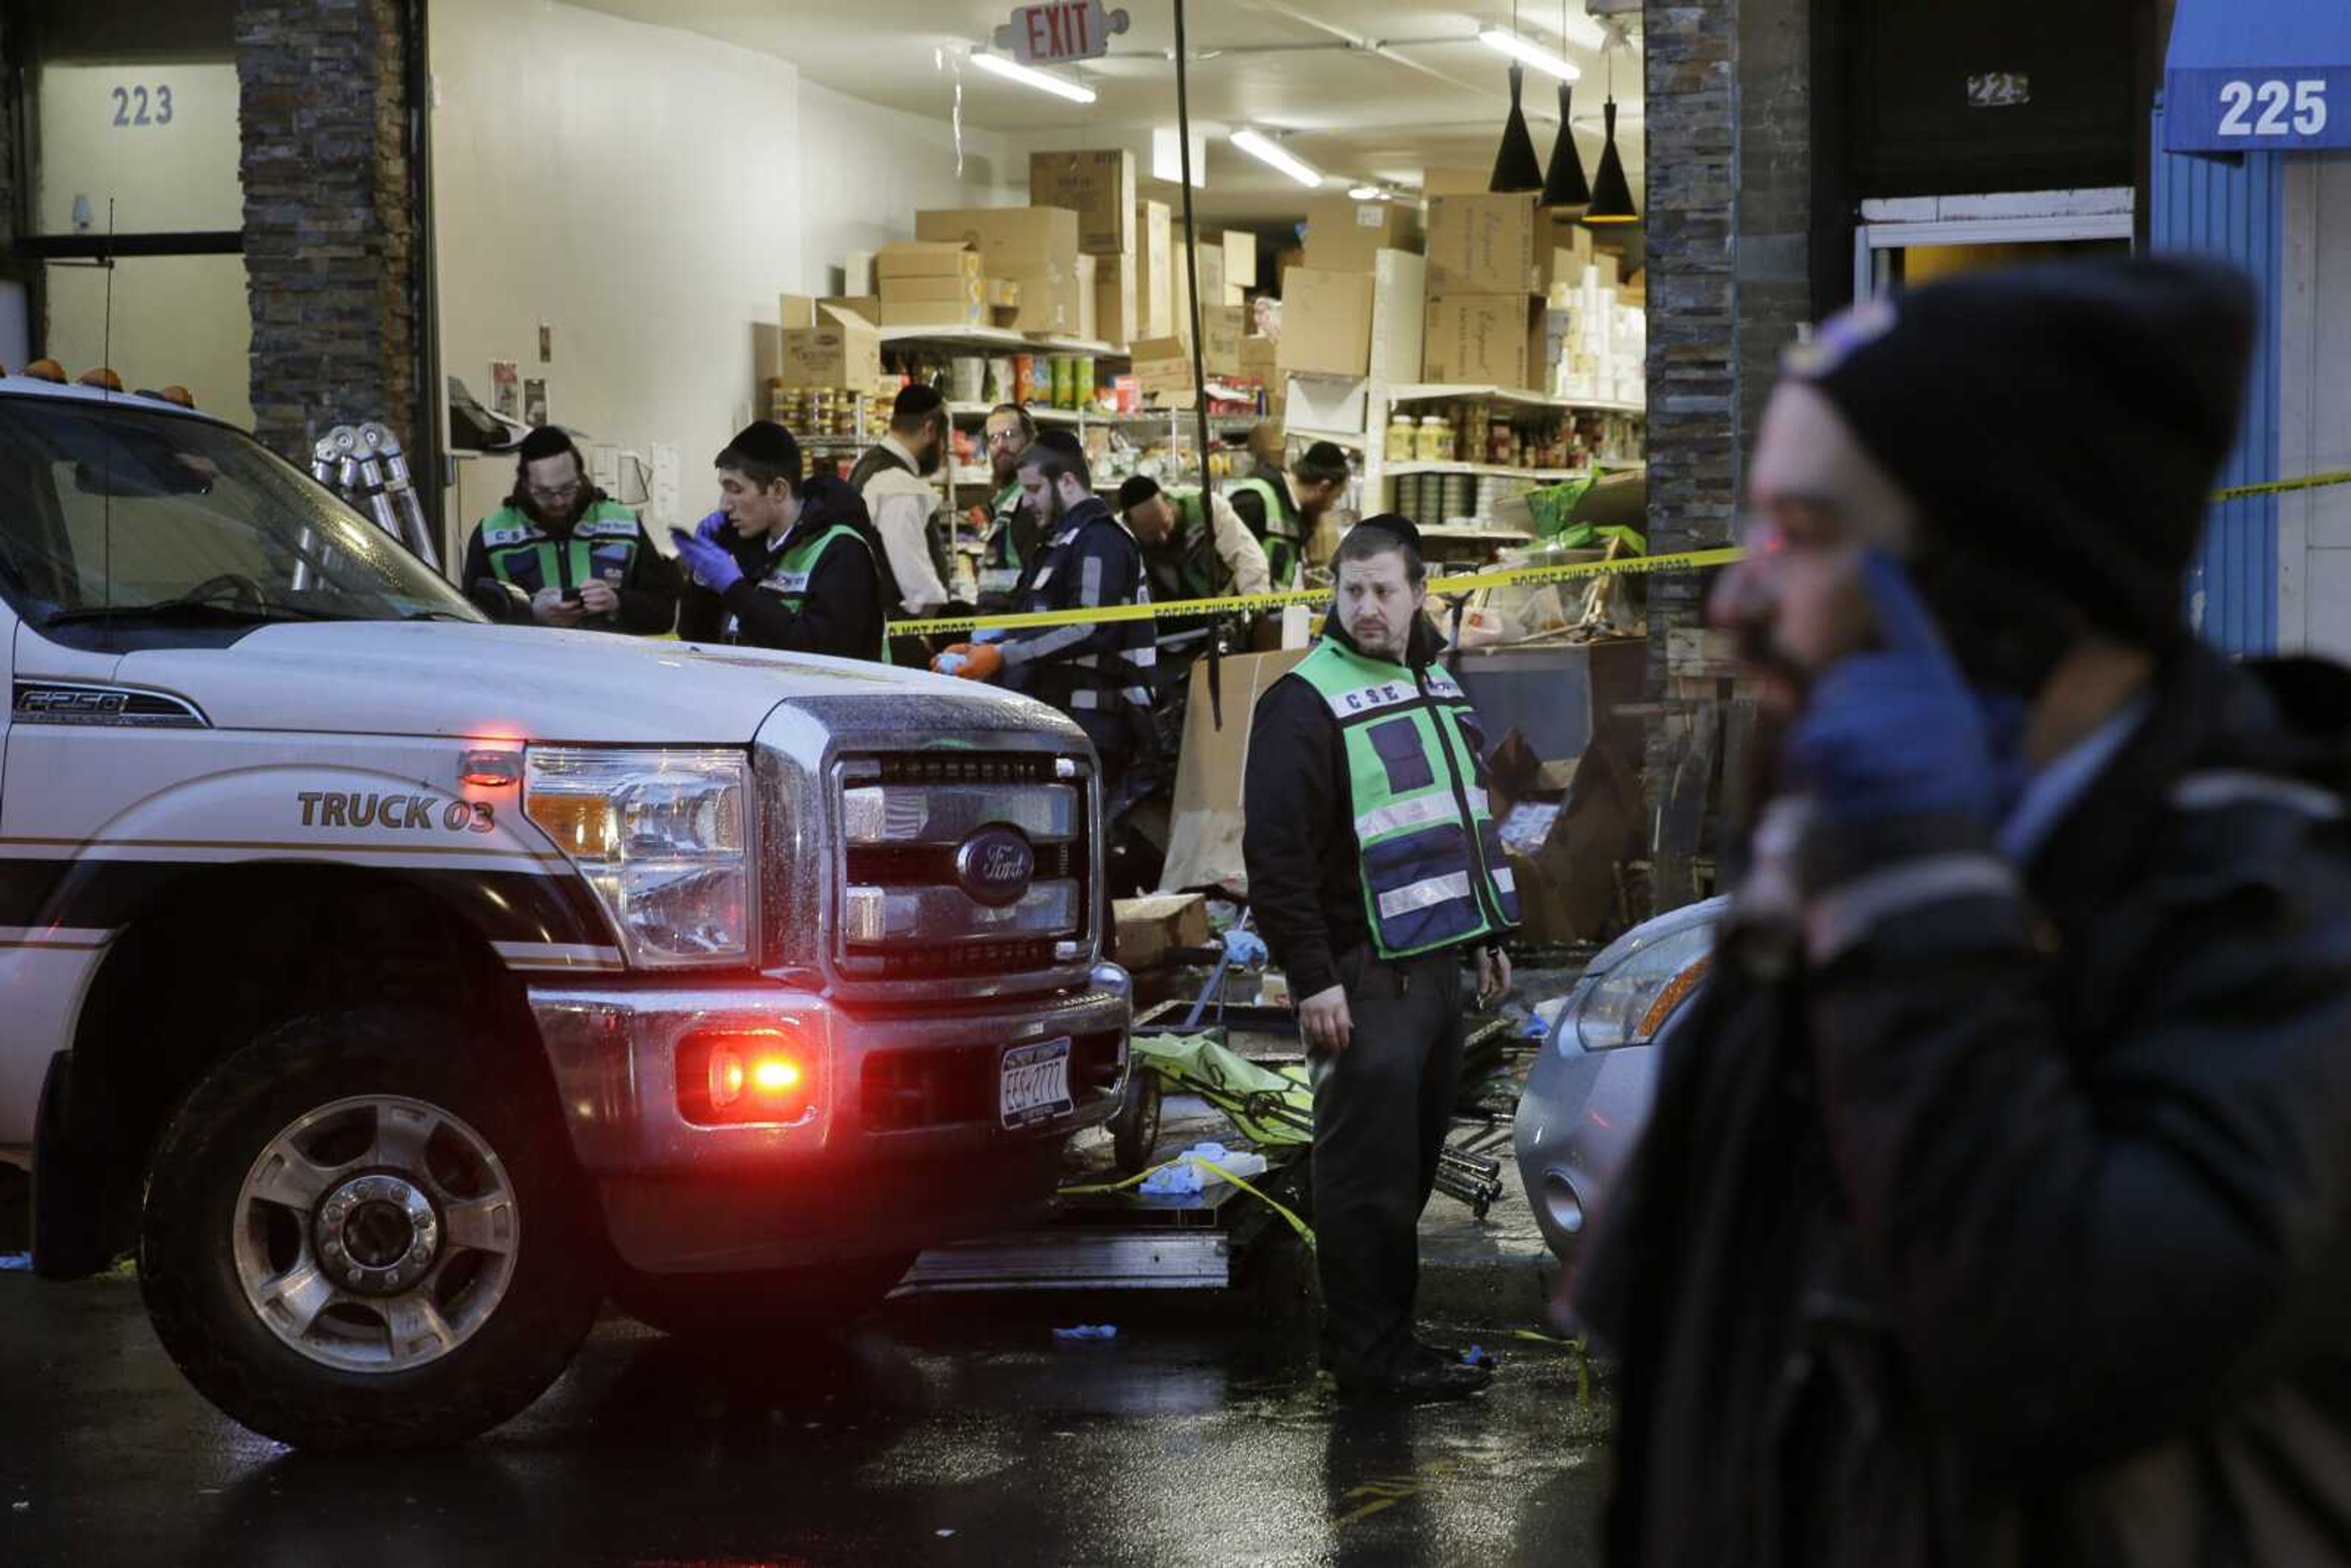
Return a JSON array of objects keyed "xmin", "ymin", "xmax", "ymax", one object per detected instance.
[
  {"xmin": 675, "ymin": 477, "xmax": 888, "ymax": 661},
  {"xmin": 1241, "ymin": 613, "xmax": 1449, "ymax": 999},
  {"xmin": 1001, "ymin": 495, "xmax": 1156, "ymax": 763},
  {"xmin": 459, "ymin": 498, "xmax": 680, "ymax": 634},
  {"xmin": 1577, "ymin": 643, "xmax": 2351, "ymax": 1568}
]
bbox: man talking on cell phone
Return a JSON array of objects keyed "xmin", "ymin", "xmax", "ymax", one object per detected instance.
[
  {"xmin": 460, "ymin": 425, "xmax": 680, "ymax": 634},
  {"xmin": 1576, "ymin": 259, "xmax": 2351, "ymax": 1566}
]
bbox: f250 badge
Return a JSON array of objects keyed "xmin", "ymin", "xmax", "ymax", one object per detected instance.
[{"xmin": 298, "ymin": 791, "xmax": 495, "ymax": 833}]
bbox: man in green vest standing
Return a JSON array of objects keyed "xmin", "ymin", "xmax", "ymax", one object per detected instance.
[
  {"xmin": 976, "ymin": 402, "xmax": 1040, "ymax": 610},
  {"xmin": 1243, "ymin": 514, "xmax": 1517, "ymax": 1401},
  {"xmin": 669, "ymin": 421, "xmax": 889, "ymax": 661},
  {"xmin": 460, "ymin": 426, "xmax": 678, "ymax": 633},
  {"xmin": 1228, "ymin": 437, "xmax": 1352, "ymax": 591}
]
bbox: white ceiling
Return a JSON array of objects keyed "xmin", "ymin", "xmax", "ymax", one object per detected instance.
[{"xmin": 564, "ymin": 1, "xmax": 1643, "ymax": 228}]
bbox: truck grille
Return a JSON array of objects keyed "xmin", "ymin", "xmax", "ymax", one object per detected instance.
[{"xmin": 833, "ymin": 752, "xmax": 1095, "ymax": 983}]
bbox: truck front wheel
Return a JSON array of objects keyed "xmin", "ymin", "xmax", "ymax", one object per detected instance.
[{"xmin": 138, "ymin": 1010, "xmax": 600, "ymax": 1450}]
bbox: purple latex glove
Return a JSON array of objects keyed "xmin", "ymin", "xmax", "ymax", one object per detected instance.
[
  {"xmin": 694, "ymin": 509, "xmax": 729, "ymax": 544},
  {"xmin": 1780, "ymin": 552, "xmax": 1998, "ymax": 825},
  {"xmin": 669, "ymin": 527, "xmax": 743, "ymax": 595}
]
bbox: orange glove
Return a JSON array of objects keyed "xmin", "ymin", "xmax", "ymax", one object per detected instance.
[{"xmin": 951, "ymin": 642, "xmax": 1006, "ymax": 683}]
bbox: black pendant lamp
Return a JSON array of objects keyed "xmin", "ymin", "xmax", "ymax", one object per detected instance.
[
  {"xmin": 1488, "ymin": 62, "xmax": 1543, "ymax": 193},
  {"xmin": 1539, "ymin": 81, "xmax": 1589, "ymax": 209},
  {"xmin": 1582, "ymin": 40, "xmax": 1638, "ymax": 225}
]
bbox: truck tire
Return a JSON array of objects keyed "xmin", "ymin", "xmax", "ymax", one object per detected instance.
[
  {"xmin": 138, "ymin": 1009, "xmax": 599, "ymax": 1451},
  {"xmin": 615, "ymin": 1253, "xmax": 917, "ymax": 1338}
]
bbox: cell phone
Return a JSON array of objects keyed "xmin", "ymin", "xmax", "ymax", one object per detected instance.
[{"xmin": 561, "ymin": 588, "xmax": 584, "ymax": 606}]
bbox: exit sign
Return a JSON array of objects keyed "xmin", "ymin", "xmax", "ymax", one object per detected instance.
[{"xmin": 994, "ymin": 2, "xmax": 1130, "ymax": 67}]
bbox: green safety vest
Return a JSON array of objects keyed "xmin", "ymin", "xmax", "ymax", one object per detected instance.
[
  {"xmin": 1144, "ymin": 487, "xmax": 1227, "ymax": 603},
  {"xmin": 978, "ymin": 483, "xmax": 1026, "ymax": 599},
  {"xmin": 740, "ymin": 520, "xmax": 890, "ymax": 664},
  {"xmin": 1228, "ymin": 476, "xmax": 1300, "ymax": 588},
  {"xmin": 1293, "ymin": 637, "xmax": 1521, "ymax": 959},
  {"xmin": 479, "ymin": 500, "xmax": 643, "ymax": 596}
]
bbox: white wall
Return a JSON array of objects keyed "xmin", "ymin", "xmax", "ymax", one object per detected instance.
[
  {"xmin": 431, "ymin": 0, "xmax": 1006, "ymax": 530},
  {"xmin": 796, "ymin": 80, "xmax": 1016, "ymax": 294}
]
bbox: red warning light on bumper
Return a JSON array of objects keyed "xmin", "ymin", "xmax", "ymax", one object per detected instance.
[{"xmin": 677, "ymin": 1030, "xmax": 816, "ymax": 1126}]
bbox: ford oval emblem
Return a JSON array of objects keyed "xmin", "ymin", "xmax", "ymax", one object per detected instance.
[{"xmin": 955, "ymin": 826, "xmax": 1036, "ymax": 908}]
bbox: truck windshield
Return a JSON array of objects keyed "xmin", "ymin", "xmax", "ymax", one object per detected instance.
[{"xmin": 0, "ymin": 393, "xmax": 479, "ymax": 644}]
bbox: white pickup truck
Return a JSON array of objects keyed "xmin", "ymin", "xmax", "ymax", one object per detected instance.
[{"xmin": 0, "ymin": 375, "xmax": 1130, "ymax": 1449}]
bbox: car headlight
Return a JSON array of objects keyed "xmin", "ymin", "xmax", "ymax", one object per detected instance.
[
  {"xmin": 1571, "ymin": 922, "xmax": 1715, "ymax": 1051},
  {"xmin": 523, "ymin": 746, "xmax": 753, "ymax": 968}
]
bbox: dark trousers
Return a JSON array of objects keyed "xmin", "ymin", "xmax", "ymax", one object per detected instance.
[{"xmin": 1308, "ymin": 945, "xmax": 1466, "ymax": 1379}]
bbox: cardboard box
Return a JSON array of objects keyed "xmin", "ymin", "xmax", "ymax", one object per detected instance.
[
  {"xmin": 917, "ymin": 206, "xmax": 1082, "ymax": 277},
  {"xmin": 877, "ymin": 241, "xmax": 983, "ymax": 282},
  {"xmin": 1282, "ymin": 373, "xmax": 1368, "ymax": 435},
  {"xmin": 778, "ymin": 293, "xmax": 819, "ymax": 329},
  {"xmin": 779, "ymin": 304, "xmax": 882, "ymax": 391},
  {"xmin": 879, "ymin": 297, "xmax": 986, "ymax": 328},
  {"xmin": 1201, "ymin": 304, "xmax": 1245, "ymax": 375},
  {"xmin": 1423, "ymin": 167, "xmax": 1491, "ymax": 196},
  {"xmin": 1111, "ymin": 892, "xmax": 1212, "ymax": 970},
  {"xmin": 1223, "ymin": 229, "xmax": 1258, "ymax": 290},
  {"xmin": 1423, "ymin": 293, "xmax": 1547, "ymax": 389},
  {"xmin": 1094, "ymin": 254, "xmax": 1138, "ymax": 347},
  {"xmin": 1303, "ymin": 194, "xmax": 1424, "ymax": 272},
  {"xmin": 1171, "ymin": 226, "xmax": 1226, "ymax": 342},
  {"xmin": 1076, "ymin": 255, "xmax": 1098, "ymax": 342},
  {"xmin": 1135, "ymin": 200, "xmax": 1173, "ymax": 339},
  {"xmin": 985, "ymin": 277, "xmax": 1022, "ymax": 308},
  {"xmin": 1029, "ymin": 149, "xmax": 1138, "ymax": 256},
  {"xmin": 1277, "ymin": 268, "xmax": 1375, "ymax": 378},
  {"xmin": 1427, "ymin": 192, "xmax": 1539, "ymax": 294},
  {"xmin": 1158, "ymin": 649, "xmax": 1313, "ymax": 895},
  {"xmin": 819, "ymin": 294, "xmax": 881, "ymax": 321},
  {"xmin": 1131, "ymin": 336, "xmax": 1196, "ymax": 403}
]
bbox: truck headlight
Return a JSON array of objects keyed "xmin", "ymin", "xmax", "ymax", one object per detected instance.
[{"xmin": 523, "ymin": 747, "xmax": 753, "ymax": 967}]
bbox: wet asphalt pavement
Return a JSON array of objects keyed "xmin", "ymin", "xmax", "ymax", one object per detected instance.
[{"xmin": 0, "ymin": 1273, "xmax": 1611, "ymax": 1567}]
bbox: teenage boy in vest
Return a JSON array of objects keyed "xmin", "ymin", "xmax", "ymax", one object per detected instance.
[
  {"xmin": 460, "ymin": 425, "xmax": 679, "ymax": 633},
  {"xmin": 1243, "ymin": 514, "xmax": 1518, "ymax": 1401},
  {"xmin": 1229, "ymin": 437, "xmax": 1351, "ymax": 591},
  {"xmin": 669, "ymin": 420, "xmax": 888, "ymax": 662}
]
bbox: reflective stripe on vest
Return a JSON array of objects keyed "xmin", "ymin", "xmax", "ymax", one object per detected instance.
[
  {"xmin": 1294, "ymin": 638, "xmax": 1521, "ymax": 959},
  {"xmin": 481, "ymin": 502, "xmax": 641, "ymax": 595}
]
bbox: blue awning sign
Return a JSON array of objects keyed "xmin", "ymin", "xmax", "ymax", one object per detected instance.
[{"xmin": 2164, "ymin": 1, "xmax": 2351, "ymax": 151}]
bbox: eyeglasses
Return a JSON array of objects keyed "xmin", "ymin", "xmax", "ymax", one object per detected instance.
[
  {"xmin": 528, "ymin": 480, "xmax": 582, "ymax": 503},
  {"xmin": 984, "ymin": 428, "xmax": 1027, "ymax": 447}
]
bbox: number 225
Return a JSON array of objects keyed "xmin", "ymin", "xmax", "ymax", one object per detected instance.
[{"xmin": 2218, "ymin": 80, "xmax": 2327, "ymax": 138}]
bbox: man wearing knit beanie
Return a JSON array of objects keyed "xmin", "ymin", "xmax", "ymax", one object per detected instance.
[{"xmin": 1577, "ymin": 258, "xmax": 2351, "ymax": 1566}]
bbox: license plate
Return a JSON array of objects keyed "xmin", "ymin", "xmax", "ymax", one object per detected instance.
[{"xmin": 1000, "ymin": 1037, "xmax": 1073, "ymax": 1128}]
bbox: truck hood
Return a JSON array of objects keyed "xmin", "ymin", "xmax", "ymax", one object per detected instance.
[{"xmin": 111, "ymin": 621, "xmax": 929, "ymax": 743}]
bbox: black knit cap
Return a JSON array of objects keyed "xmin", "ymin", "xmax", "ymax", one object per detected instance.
[
  {"xmin": 716, "ymin": 419, "xmax": 802, "ymax": 487},
  {"xmin": 1787, "ymin": 257, "xmax": 2255, "ymax": 648}
]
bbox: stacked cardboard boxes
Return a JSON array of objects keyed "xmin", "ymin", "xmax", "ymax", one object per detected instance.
[
  {"xmin": 875, "ymin": 241, "xmax": 986, "ymax": 329},
  {"xmin": 915, "ymin": 206, "xmax": 1087, "ymax": 336},
  {"xmin": 1030, "ymin": 149, "xmax": 1140, "ymax": 348},
  {"xmin": 1422, "ymin": 192, "xmax": 1548, "ymax": 391}
]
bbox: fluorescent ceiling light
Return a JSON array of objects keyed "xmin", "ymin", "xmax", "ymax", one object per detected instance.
[
  {"xmin": 1479, "ymin": 29, "xmax": 1581, "ymax": 83},
  {"xmin": 1544, "ymin": 8, "xmax": 1610, "ymax": 52},
  {"xmin": 1231, "ymin": 129, "xmax": 1324, "ymax": 188},
  {"xmin": 969, "ymin": 50, "xmax": 1097, "ymax": 103},
  {"xmin": 1348, "ymin": 185, "xmax": 1382, "ymax": 200}
]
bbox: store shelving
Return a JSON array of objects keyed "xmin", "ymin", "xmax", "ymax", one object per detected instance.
[
  {"xmin": 876, "ymin": 324, "xmax": 1130, "ymax": 358},
  {"xmin": 1387, "ymin": 383, "xmax": 1647, "ymax": 418},
  {"xmin": 1385, "ymin": 460, "xmax": 1592, "ymax": 482}
]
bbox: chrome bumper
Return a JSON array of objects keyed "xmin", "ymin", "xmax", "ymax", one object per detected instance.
[{"xmin": 529, "ymin": 966, "xmax": 1131, "ymax": 1275}]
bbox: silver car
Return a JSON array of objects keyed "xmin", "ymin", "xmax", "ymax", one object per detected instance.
[{"xmin": 1513, "ymin": 897, "xmax": 1727, "ymax": 1263}]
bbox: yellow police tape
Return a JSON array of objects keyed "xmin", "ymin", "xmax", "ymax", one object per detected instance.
[
  {"xmin": 2210, "ymin": 467, "xmax": 2351, "ymax": 503},
  {"xmin": 888, "ymin": 546, "xmax": 1750, "ymax": 639},
  {"xmin": 1060, "ymin": 1153, "xmax": 1318, "ymax": 1250},
  {"xmin": 891, "ymin": 467, "xmax": 2351, "ymax": 640}
]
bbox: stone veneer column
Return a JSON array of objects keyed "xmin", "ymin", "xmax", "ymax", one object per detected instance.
[{"xmin": 236, "ymin": 0, "xmax": 418, "ymax": 467}]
